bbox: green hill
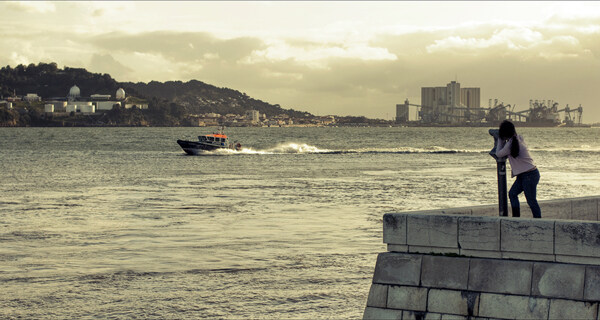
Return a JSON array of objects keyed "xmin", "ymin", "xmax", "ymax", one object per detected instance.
[{"xmin": 0, "ymin": 62, "xmax": 311, "ymax": 126}]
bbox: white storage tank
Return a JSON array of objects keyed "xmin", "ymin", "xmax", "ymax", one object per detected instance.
[
  {"xmin": 68, "ymin": 85, "xmax": 81, "ymax": 100},
  {"xmin": 96, "ymin": 101, "xmax": 117, "ymax": 111},
  {"xmin": 116, "ymin": 88, "xmax": 125, "ymax": 100},
  {"xmin": 66, "ymin": 104, "xmax": 78, "ymax": 113},
  {"xmin": 44, "ymin": 104, "xmax": 54, "ymax": 113},
  {"xmin": 80, "ymin": 104, "xmax": 95, "ymax": 113}
]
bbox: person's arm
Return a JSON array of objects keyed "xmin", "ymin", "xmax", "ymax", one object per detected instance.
[{"xmin": 496, "ymin": 137, "xmax": 511, "ymax": 158}]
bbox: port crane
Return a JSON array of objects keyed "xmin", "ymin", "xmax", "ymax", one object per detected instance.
[{"xmin": 398, "ymin": 99, "xmax": 584, "ymax": 125}]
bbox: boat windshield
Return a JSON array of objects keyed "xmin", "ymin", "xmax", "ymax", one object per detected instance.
[{"xmin": 198, "ymin": 132, "xmax": 229, "ymax": 144}]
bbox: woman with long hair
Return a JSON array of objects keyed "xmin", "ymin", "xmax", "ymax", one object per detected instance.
[{"xmin": 496, "ymin": 120, "xmax": 541, "ymax": 218}]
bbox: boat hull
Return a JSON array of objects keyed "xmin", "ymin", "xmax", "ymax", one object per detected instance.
[{"xmin": 177, "ymin": 139, "xmax": 228, "ymax": 155}]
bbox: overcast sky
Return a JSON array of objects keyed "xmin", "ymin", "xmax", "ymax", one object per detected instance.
[{"xmin": 1, "ymin": 1, "xmax": 600, "ymax": 121}]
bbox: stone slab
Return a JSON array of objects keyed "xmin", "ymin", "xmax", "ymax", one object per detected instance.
[
  {"xmin": 584, "ymin": 266, "xmax": 600, "ymax": 301},
  {"xmin": 384, "ymin": 213, "xmax": 407, "ymax": 245},
  {"xmin": 459, "ymin": 249, "xmax": 502, "ymax": 259},
  {"xmin": 500, "ymin": 218, "xmax": 555, "ymax": 254},
  {"xmin": 571, "ymin": 197, "xmax": 598, "ymax": 221},
  {"xmin": 501, "ymin": 251, "xmax": 555, "ymax": 262},
  {"xmin": 548, "ymin": 299, "xmax": 597, "ymax": 320},
  {"xmin": 468, "ymin": 258, "xmax": 533, "ymax": 295},
  {"xmin": 387, "ymin": 285, "xmax": 427, "ymax": 311},
  {"xmin": 478, "ymin": 293, "xmax": 549, "ymax": 319},
  {"xmin": 373, "ymin": 253, "xmax": 422, "ymax": 286},
  {"xmin": 427, "ymin": 289, "xmax": 479, "ymax": 317},
  {"xmin": 407, "ymin": 214, "xmax": 459, "ymax": 248},
  {"xmin": 408, "ymin": 246, "xmax": 460, "ymax": 255},
  {"xmin": 470, "ymin": 205, "xmax": 498, "ymax": 217},
  {"xmin": 367, "ymin": 284, "xmax": 388, "ymax": 308},
  {"xmin": 539, "ymin": 199, "xmax": 572, "ymax": 220},
  {"xmin": 555, "ymin": 221, "xmax": 600, "ymax": 258},
  {"xmin": 531, "ymin": 262, "xmax": 585, "ymax": 300},
  {"xmin": 555, "ymin": 255, "xmax": 600, "ymax": 265},
  {"xmin": 439, "ymin": 207, "xmax": 473, "ymax": 216},
  {"xmin": 421, "ymin": 255, "xmax": 469, "ymax": 290},
  {"xmin": 458, "ymin": 216, "xmax": 500, "ymax": 251},
  {"xmin": 440, "ymin": 315, "xmax": 468, "ymax": 320},
  {"xmin": 402, "ymin": 310, "xmax": 427, "ymax": 320},
  {"xmin": 387, "ymin": 244, "xmax": 408, "ymax": 253},
  {"xmin": 424, "ymin": 313, "xmax": 442, "ymax": 320},
  {"xmin": 363, "ymin": 307, "xmax": 403, "ymax": 320}
]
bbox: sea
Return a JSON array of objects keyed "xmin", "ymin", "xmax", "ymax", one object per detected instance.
[{"xmin": 1, "ymin": 126, "xmax": 599, "ymax": 319}]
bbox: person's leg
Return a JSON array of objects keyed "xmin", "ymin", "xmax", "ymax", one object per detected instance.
[
  {"xmin": 509, "ymin": 176, "xmax": 523, "ymax": 217},
  {"xmin": 523, "ymin": 169, "xmax": 542, "ymax": 218}
]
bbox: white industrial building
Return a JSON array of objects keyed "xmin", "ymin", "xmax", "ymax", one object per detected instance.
[
  {"xmin": 245, "ymin": 110, "xmax": 261, "ymax": 123},
  {"xmin": 68, "ymin": 85, "xmax": 81, "ymax": 101},
  {"xmin": 96, "ymin": 101, "xmax": 120, "ymax": 111},
  {"xmin": 124, "ymin": 103, "xmax": 148, "ymax": 109},
  {"xmin": 24, "ymin": 93, "xmax": 41, "ymax": 102},
  {"xmin": 66, "ymin": 102, "xmax": 94, "ymax": 114},
  {"xmin": 66, "ymin": 104, "xmax": 78, "ymax": 113},
  {"xmin": 420, "ymin": 81, "xmax": 481, "ymax": 123},
  {"xmin": 79, "ymin": 104, "xmax": 95, "ymax": 114},
  {"xmin": 116, "ymin": 88, "xmax": 126, "ymax": 100},
  {"xmin": 40, "ymin": 86, "xmax": 139, "ymax": 115},
  {"xmin": 91, "ymin": 94, "xmax": 111, "ymax": 100}
]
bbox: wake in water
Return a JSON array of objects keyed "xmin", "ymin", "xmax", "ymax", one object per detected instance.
[
  {"xmin": 192, "ymin": 143, "xmax": 489, "ymax": 156},
  {"xmin": 191, "ymin": 142, "xmax": 600, "ymax": 156}
]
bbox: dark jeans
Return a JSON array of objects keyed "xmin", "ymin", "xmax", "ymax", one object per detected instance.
[{"xmin": 509, "ymin": 168, "xmax": 541, "ymax": 218}]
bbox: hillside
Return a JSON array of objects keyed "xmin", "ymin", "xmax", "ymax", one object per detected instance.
[
  {"xmin": 0, "ymin": 62, "xmax": 310, "ymax": 125},
  {"xmin": 122, "ymin": 80, "xmax": 308, "ymax": 118},
  {"xmin": 0, "ymin": 63, "xmax": 122, "ymax": 98}
]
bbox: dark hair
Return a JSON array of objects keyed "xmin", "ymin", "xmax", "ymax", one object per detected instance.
[{"xmin": 499, "ymin": 120, "xmax": 519, "ymax": 158}]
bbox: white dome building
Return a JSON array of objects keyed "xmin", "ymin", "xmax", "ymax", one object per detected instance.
[
  {"xmin": 68, "ymin": 85, "xmax": 81, "ymax": 101},
  {"xmin": 116, "ymin": 88, "xmax": 126, "ymax": 100}
]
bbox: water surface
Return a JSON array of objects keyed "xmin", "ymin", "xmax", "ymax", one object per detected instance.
[{"xmin": 1, "ymin": 127, "xmax": 599, "ymax": 319}]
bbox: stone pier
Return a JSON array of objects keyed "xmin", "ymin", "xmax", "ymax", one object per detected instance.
[{"xmin": 364, "ymin": 196, "xmax": 600, "ymax": 320}]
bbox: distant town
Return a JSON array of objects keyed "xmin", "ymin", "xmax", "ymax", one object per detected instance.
[
  {"xmin": 0, "ymin": 63, "xmax": 593, "ymax": 127},
  {"xmin": 0, "ymin": 85, "xmax": 338, "ymax": 127},
  {"xmin": 1, "ymin": 63, "xmax": 386, "ymax": 128},
  {"xmin": 0, "ymin": 80, "xmax": 591, "ymax": 128}
]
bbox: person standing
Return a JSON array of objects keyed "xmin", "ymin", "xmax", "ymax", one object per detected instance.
[{"xmin": 496, "ymin": 120, "xmax": 542, "ymax": 218}]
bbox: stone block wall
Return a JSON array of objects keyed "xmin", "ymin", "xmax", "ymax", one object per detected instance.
[
  {"xmin": 364, "ymin": 196, "xmax": 600, "ymax": 320},
  {"xmin": 448, "ymin": 196, "xmax": 599, "ymax": 220}
]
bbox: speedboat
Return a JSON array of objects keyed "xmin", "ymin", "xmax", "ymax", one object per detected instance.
[{"xmin": 177, "ymin": 127, "xmax": 241, "ymax": 155}]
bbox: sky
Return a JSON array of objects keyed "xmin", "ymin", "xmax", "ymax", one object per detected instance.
[{"xmin": 1, "ymin": 1, "xmax": 600, "ymax": 122}]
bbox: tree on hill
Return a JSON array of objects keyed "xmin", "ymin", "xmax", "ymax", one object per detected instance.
[
  {"xmin": 0, "ymin": 62, "xmax": 123, "ymax": 98},
  {"xmin": 0, "ymin": 62, "xmax": 313, "ymax": 126}
]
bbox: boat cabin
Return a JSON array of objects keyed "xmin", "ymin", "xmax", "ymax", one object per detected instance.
[{"xmin": 199, "ymin": 133, "xmax": 229, "ymax": 147}]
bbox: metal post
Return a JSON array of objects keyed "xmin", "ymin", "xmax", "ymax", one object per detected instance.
[{"xmin": 489, "ymin": 129, "xmax": 508, "ymax": 216}]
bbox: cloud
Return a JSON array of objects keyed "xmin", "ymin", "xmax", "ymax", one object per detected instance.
[
  {"xmin": 426, "ymin": 27, "xmax": 545, "ymax": 53},
  {"xmin": 77, "ymin": 21, "xmax": 600, "ymax": 121},
  {"xmin": 90, "ymin": 31, "xmax": 265, "ymax": 64},
  {"xmin": 92, "ymin": 9, "xmax": 104, "ymax": 17},
  {"xmin": 0, "ymin": 4, "xmax": 600, "ymax": 121},
  {"xmin": 4, "ymin": 1, "xmax": 56, "ymax": 13},
  {"xmin": 89, "ymin": 53, "xmax": 133, "ymax": 78},
  {"xmin": 244, "ymin": 41, "xmax": 397, "ymax": 68}
]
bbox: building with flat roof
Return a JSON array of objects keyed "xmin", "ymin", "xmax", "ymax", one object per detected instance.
[{"xmin": 420, "ymin": 81, "xmax": 481, "ymax": 123}]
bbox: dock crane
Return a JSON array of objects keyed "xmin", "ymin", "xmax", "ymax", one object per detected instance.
[
  {"xmin": 398, "ymin": 98, "xmax": 584, "ymax": 125},
  {"xmin": 557, "ymin": 104, "xmax": 584, "ymax": 126}
]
